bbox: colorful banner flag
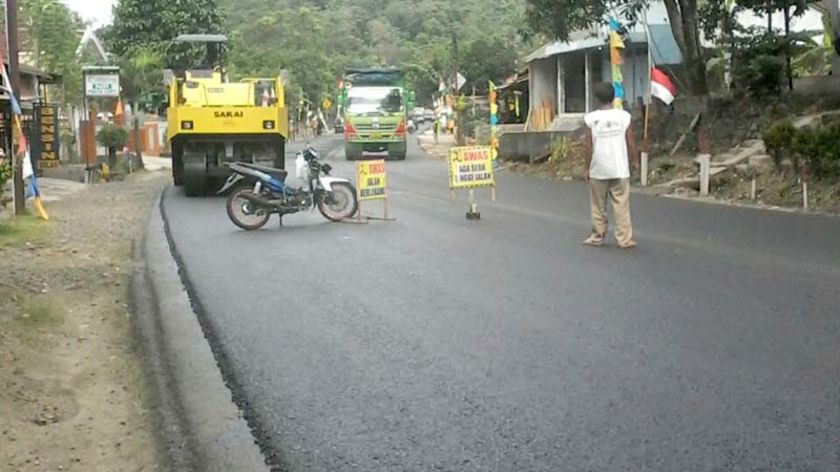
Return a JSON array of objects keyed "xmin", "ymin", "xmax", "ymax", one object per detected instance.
[
  {"xmin": 609, "ymin": 31, "xmax": 625, "ymax": 49},
  {"xmin": 609, "ymin": 17, "xmax": 624, "ymax": 110},
  {"xmin": 1, "ymin": 52, "xmax": 49, "ymax": 220},
  {"xmin": 488, "ymin": 81, "xmax": 499, "ymax": 169},
  {"xmin": 611, "ymin": 64, "xmax": 623, "ymax": 83}
]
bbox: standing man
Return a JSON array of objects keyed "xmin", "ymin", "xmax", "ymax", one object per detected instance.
[{"xmin": 582, "ymin": 83, "xmax": 639, "ymax": 249}]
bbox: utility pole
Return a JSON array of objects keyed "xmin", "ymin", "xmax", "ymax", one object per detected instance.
[{"xmin": 7, "ymin": 0, "xmax": 25, "ymax": 215}]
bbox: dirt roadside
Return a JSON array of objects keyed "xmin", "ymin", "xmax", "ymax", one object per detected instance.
[{"xmin": 1, "ymin": 171, "xmax": 169, "ymax": 472}]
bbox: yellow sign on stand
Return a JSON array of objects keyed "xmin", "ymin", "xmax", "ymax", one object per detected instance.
[
  {"xmin": 355, "ymin": 159, "xmax": 392, "ymax": 221},
  {"xmin": 448, "ymin": 146, "xmax": 496, "ymax": 220},
  {"xmin": 448, "ymin": 146, "xmax": 495, "ymax": 190},
  {"xmin": 356, "ymin": 159, "xmax": 387, "ymax": 200}
]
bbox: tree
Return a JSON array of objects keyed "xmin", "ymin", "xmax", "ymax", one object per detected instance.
[
  {"xmin": 108, "ymin": 0, "xmax": 223, "ymax": 67},
  {"xmin": 218, "ymin": 0, "xmax": 530, "ymax": 105},
  {"xmin": 744, "ymin": 0, "xmax": 815, "ymax": 90},
  {"xmin": 703, "ymin": 0, "xmax": 817, "ymax": 92},
  {"xmin": 525, "ymin": 0, "xmax": 710, "ymax": 96},
  {"xmin": 118, "ymin": 47, "xmax": 163, "ymax": 112},
  {"xmin": 460, "ymin": 36, "xmax": 520, "ymax": 93},
  {"xmin": 96, "ymin": 124, "xmax": 129, "ymax": 169},
  {"xmin": 21, "ymin": 0, "xmax": 84, "ymax": 103}
]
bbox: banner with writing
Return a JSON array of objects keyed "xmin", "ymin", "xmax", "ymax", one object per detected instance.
[
  {"xmin": 356, "ymin": 159, "xmax": 387, "ymax": 201},
  {"xmin": 448, "ymin": 146, "xmax": 495, "ymax": 190}
]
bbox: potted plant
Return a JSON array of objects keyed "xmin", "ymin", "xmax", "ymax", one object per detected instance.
[{"xmin": 96, "ymin": 124, "xmax": 129, "ymax": 171}]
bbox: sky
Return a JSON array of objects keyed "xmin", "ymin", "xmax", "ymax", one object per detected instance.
[{"xmin": 62, "ymin": 0, "xmax": 115, "ymax": 28}]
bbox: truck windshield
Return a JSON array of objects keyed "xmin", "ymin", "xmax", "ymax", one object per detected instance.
[{"xmin": 347, "ymin": 87, "xmax": 402, "ymax": 115}]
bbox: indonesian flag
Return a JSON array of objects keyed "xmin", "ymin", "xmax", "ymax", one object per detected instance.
[{"xmin": 650, "ymin": 67, "xmax": 677, "ymax": 105}]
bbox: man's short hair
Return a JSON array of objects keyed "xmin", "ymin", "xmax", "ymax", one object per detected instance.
[{"xmin": 594, "ymin": 83, "xmax": 615, "ymax": 105}]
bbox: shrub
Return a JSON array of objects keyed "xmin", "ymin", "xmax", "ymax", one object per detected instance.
[
  {"xmin": 0, "ymin": 160, "xmax": 11, "ymax": 186},
  {"xmin": 763, "ymin": 120, "xmax": 840, "ymax": 178},
  {"xmin": 800, "ymin": 123, "xmax": 840, "ymax": 179},
  {"xmin": 743, "ymin": 55, "xmax": 786, "ymax": 99},
  {"xmin": 732, "ymin": 31, "xmax": 787, "ymax": 100},
  {"xmin": 548, "ymin": 136, "xmax": 571, "ymax": 164},
  {"xmin": 763, "ymin": 119, "xmax": 797, "ymax": 171},
  {"xmin": 96, "ymin": 124, "xmax": 129, "ymax": 149}
]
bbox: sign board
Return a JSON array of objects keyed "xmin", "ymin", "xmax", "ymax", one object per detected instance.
[
  {"xmin": 356, "ymin": 159, "xmax": 387, "ymax": 200},
  {"xmin": 85, "ymin": 74, "xmax": 120, "ymax": 97},
  {"xmin": 34, "ymin": 105, "xmax": 60, "ymax": 170},
  {"xmin": 456, "ymin": 73, "xmax": 466, "ymax": 91},
  {"xmin": 322, "ymin": 98, "xmax": 332, "ymax": 110},
  {"xmin": 448, "ymin": 146, "xmax": 495, "ymax": 190}
]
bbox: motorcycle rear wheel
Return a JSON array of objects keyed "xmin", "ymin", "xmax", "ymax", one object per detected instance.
[
  {"xmin": 226, "ymin": 187, "xmax": 271, "ymax": 230},
  {"xmin": 318, "ymin": 182, "xmax": 358, "ymax": 222}
]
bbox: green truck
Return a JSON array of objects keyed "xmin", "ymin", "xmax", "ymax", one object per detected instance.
[{"xmin": 339, "ymin": 68, "xmax": 414, "ymax": 160}]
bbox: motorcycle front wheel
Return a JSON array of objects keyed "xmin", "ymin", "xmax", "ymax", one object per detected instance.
[
  {"xmin": 226, "ymin": 187, "xmax": 271, "ymax": 230},
  {"xmin": 318, "ymin": 182, "xmax": 359, "ymax": 222}
]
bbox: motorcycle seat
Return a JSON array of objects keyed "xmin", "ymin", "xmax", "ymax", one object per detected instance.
[{"xmin": 239, "ymin": 162, "xmax": 288, "ymax": 180}]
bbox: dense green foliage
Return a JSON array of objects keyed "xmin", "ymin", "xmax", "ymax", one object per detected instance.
[
  {"xmin": 763, "ymin": 119, "xmax": 840, "ymax": 177},
  {"xmin": 220, "ymin": 0, "xmax": 530, "ymax": 104},
  {"xmin": 107, "ymin": 0, "xmax": 224, "ymax": 108},
  {"xmin": 96, "ymin": 124, "xmax": 129, "ymax": 148},
  {"xmin": 108, "ymin": 0, "xmax": 224, "ymax": 65}
]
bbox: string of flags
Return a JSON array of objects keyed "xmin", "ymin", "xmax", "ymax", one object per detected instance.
[{"xmin": 0, "ymin": 52, "xmax": 48, "ymax": 220}]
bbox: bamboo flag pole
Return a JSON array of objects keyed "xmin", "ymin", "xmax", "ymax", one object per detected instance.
[{"xmin": 641, "ymin": 8, "xmax": 653, "ymax": 186}]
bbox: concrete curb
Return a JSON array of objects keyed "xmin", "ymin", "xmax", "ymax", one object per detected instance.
[
  {"xmin": 131, "ymin": 193, "xmax": 270, "ymax": 472},
  {"xmin": 504, "ymin": 168, "xmax": 839, "ymax": 218}
]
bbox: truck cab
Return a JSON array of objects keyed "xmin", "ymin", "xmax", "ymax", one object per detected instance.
[{"xmin": 339, "ymin": 68, "xmax": 414, "ymax": 161}]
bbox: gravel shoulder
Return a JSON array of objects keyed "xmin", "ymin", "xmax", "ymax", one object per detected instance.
[{"xmin": 0, "ymin": 171, "xmax": 169, "ymax": 472}]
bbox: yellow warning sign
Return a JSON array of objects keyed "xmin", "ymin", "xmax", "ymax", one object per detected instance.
[
  {"xmin": 356, "ymin": 159, "xmax": 387, "ymax": 201},
  {"xmin": 448, "ymin": 146, "xmax": 495, "ymax": 190},
  {"xmin": 322, "ymin": 98, "xmax": 332, "ymax": 110}
]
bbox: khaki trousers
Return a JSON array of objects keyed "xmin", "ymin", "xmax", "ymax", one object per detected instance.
[{"xmin": 589, "ymin": 178, "xmax": 633, "ymax": 245}]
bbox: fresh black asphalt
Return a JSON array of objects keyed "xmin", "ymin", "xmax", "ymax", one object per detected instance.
[{"xmin": 161, "ymin": 132, "xmax": 840, "ymax": 471}]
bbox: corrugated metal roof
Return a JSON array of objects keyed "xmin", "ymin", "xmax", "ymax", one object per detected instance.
[
  {"xmin": 524, "ymin": 27, "xmax": 681, "ymax": 66},
  {"xmin": 523, "ymin": 2, "xmax": 683, "ymax": 65},
  {"xmin": 649, "ymin": 24, "xmax": 682, "ymax": 65}
]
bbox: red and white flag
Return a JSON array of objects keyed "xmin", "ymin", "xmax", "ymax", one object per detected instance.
[{"xmin": 650, "ymin": 67, "xmax": 677, "ymax": 105}]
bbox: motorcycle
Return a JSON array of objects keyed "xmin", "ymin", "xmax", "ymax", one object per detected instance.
[{"xmin": 218, "ymin": 145, "xmax": 358, "ymax": 230}]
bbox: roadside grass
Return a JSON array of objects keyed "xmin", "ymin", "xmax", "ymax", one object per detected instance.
[
  {"xmin": 0, "ymin": 214, "xmax": 51, "ymax": 249},
  {"xmin": 16, "ymin": 295, "xmax": 63, "ymax": 329}
]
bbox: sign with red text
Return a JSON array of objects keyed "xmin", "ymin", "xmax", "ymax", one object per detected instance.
[
  {"xmin": 448, "ymin": 146, "xmax": 495, "ymax": 190},
  {"xmin": 356, "ymin": 159, "xmax": 387, "ymax": 201}
]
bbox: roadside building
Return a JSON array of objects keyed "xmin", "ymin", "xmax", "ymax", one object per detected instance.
[{"xmin": 523, "ymin": 2, "xmax": 681, "ymax": 131}]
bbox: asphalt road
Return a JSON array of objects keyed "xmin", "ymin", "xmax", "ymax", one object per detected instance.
[{"xmin": 162, "ymin": 132, "xmax": 840, "ymax": 472}]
